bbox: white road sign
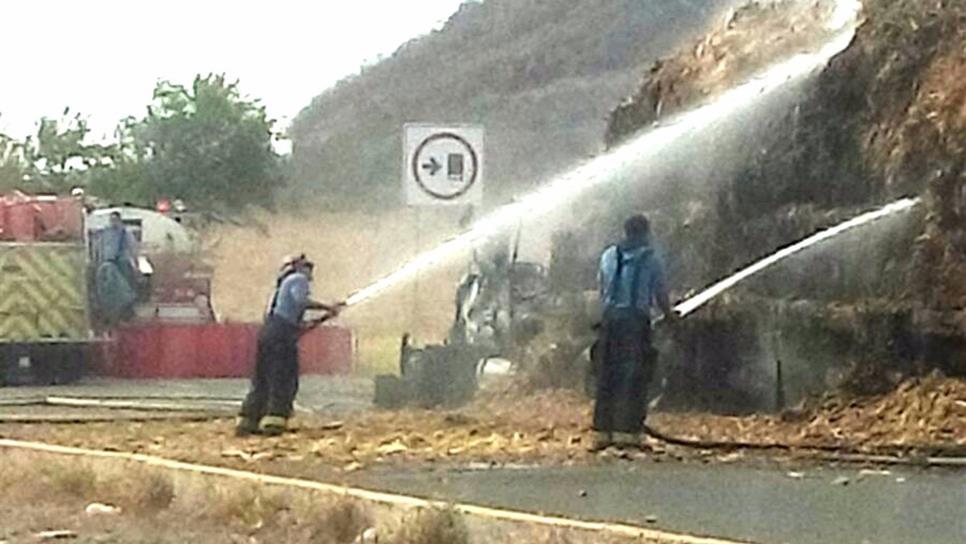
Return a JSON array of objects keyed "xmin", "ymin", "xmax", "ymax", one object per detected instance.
[{"xmin": 403, "ymin": 124, "xmax": 484, "ymax": 206}]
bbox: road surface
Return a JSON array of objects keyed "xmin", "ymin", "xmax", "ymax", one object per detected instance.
[
  {"xmin": 349, "ymin": 462, "xmax": 966, "ymax": 544},
  {"xmin": 0, "ymin": 377, "xmax": 373, "ymax": 420}
]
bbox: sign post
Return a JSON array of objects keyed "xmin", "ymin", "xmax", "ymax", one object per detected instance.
[{"xmin": 403, "ymin": 124, "xmax": 484, "ymax": 206}]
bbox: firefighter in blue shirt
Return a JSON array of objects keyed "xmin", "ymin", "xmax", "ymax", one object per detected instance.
[
  {"xmin": 237, "ymin": 254, "xmax": 344, "ymax": 436},
  {"xmin": 592, "ymin": 214, "xmax": 678, "ymax": 451}
]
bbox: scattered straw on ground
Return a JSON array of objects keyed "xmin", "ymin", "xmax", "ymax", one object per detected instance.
[
  {"xmin": 1, "ymin": 379, "xmax": 963, "ymax": 480},
  {"xmin": 657, "ymin": 376, "xmax": 966, "ymax": 453}
]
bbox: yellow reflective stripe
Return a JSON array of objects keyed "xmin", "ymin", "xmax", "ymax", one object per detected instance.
[{"xmin": 0, "ymin": 245, "xmax": 88, "ymax": 341}]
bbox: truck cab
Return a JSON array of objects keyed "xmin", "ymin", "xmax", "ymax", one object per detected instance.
[{"xmin": 0, "ymin": 192, "xmax": 91, "ymax": 385}]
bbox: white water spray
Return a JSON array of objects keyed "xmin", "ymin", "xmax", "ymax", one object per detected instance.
[
  {"xmin": 673, "ymin": 197, "xmax": 920, "ymax": 317},
  {"xmin": 345, "ymin": 4, "xmax": 861, "ymax": 308},
  {"xmin": 826, "ymin": 0, "xmax": 862, "ymax": 31}
]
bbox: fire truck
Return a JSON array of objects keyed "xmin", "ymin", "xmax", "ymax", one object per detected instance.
[
  {"xmin": 0, "ymin": 191, "xmax": 353, "ymax": 386},
  {"xmin": 0, "ymin": 191, "xmax": 215, "ymax": 385}
]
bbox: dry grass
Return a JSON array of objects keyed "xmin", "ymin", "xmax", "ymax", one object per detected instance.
[
  {"xmin": 312, "ymin": 497, "xmax": 373, "ymax": 543},
  {"xmin": 131, "ymin": 470, "xmax": 177, "ymax": 512},
  {"xmin": 0, "ymin": 452, "xmax": 176, "ymax": 511},
  {"xmin": 178, "ymin": 480, "xmax": 374, "ymax": 541},
  {"xmin": 39, "ymin": 461, "xmax": 99, "ymax": 499},
  {"xmin": 391, "ymin": 507, "xmax": 470, "ymax": 544},
  {"xmin": 0, "ymin": 450, "xmax": 663, "ymax": 543},
  {"xmin": 0, "ymin": 452, "xmax": 99, "ymax": 502},
  {"xmin": 208, "ymin": 208, "xmax": 468, "ymax": 369},
  {"xmin": 196, "ymin": 483, "xmax": 274, "ymax": 526},
  {"xmin": 0, "ymin": 451, "xmax": 375, "ymax": 543}
]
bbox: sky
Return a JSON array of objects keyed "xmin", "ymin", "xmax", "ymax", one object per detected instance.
[{"xmin": 0, "ymin": 0, "xmax": 466, "ymax": 142}]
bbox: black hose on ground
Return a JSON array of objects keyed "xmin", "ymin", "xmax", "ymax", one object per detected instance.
[{"xmin": 642, "ymin": 424, "xmax": 966, "ymax": 467}]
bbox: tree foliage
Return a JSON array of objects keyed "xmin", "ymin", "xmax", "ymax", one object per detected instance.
[
  {"xmin": 0, "ymin": 131, "xmax": 27, "ymax": 191},
  {"xmin": 1, "ymin": 110, "xmax": 113, "ymax": 193},
  {"xmin": 123, "ymin": 75, "xmax": 283, "ymax": 211},
  {"xmin": 2, "ymin": 75, "xmax": 283, "ymax": 213},
  {"xmin": 30, "ymin": 111, "xmax": 115, "ymax": 191}
]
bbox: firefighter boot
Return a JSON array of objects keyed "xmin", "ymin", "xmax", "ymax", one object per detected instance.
[
  {"xmin": 588, "ymin": 431, "xmax": 613, "ymax": 452},
  {"xmin": 258, "ymin": 415, "xmax": 288, "ymax": 437},
  {"xmin": 613, "ymin": 432, "xmax": 642, "ymax": 451},
  {"xmin": 235, "ymin": 417, "xmax": 260, "ymax": 437}
]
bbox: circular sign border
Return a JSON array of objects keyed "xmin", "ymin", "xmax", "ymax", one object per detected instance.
[{"xmin": 411, "ymin": 132, "xmax": 479, "ymax": 201}]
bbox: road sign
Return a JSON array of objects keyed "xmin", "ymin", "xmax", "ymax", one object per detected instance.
[{"xmin": 403, "ymin": 124, "xmax": 484, "ymax": 206}]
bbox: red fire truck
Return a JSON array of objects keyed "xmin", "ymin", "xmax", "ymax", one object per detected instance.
[{"xmin": 0, "ymin": 192, "xmax": 352, "ymax": 385}]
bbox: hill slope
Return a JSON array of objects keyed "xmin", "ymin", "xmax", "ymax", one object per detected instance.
[{"xmin": 288, "ymin": 0, "xmax": 739, "ymax": 208}]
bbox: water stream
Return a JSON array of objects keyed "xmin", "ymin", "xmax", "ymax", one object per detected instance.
[
  {"xmin": 345, "ymin": 2, "xmax": 862, "ymax": 309},
  {"xmin": 674, "ymin": 197, "xmax": 920, "ymax": 317}
]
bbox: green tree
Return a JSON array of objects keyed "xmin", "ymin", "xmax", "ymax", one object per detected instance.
[
  {"xmin": 3, "ymin": 76, "xmax": 282, "ymax": 212},
  {"xmin": 86, "ymin": 117, "xmax": 151, "ymax": 205},
  {"xmin": 0, "ymin": 131, "xmax": 27, "ymax": 191},
  {"xmin": 23, "ymin": 109, "xmax": 114, "ymax": 192},
  {"xmin": 1, "ymin": 110, "xmax": 112, "ymax": 193},
  {"xmin": 124, "ymin": 74, "xmax": 283, "ymax": 212}
]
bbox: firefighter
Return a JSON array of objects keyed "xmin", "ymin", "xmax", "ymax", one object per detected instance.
[
  {"xmin": 103, "ymin": 211, "xmax": 139, "ymax": 290},
  {"xmin": 93, "ymin": 210, "xmax": 140, "ymax": 323},
  {"xmin": 591, "ymin": 214, "xmax": 677, "ymax": 451},
  {"xmin": 236, "ymin": 254, "xmax": 344, "ymax": 436}
]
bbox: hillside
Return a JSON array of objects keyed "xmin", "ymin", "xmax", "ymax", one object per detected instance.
[{"xmin": 288, "ymin": 0, "xmax": 739, "ymax": 208}]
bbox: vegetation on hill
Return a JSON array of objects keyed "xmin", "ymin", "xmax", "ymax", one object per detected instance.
[{"xmin": 288, "ymin": 0, "xmax": 739, "ymax": 208}]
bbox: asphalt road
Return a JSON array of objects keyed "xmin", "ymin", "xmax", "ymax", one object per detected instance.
[
  {"xmin": 0, "ymin": 376, "xmax": 373, "ymax": 419},
  {"xmin": 350, "ymin": 462, "xmax": 966, "ymax": 544}
]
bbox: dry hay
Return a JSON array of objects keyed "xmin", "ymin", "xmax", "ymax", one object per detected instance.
[
  {"xmin": 851, "ymin": 0, "xmax": 966, "ymax": 311},
  {"xmin": 654, "ymin": 376, "xmax": 966, "ymax": 452},
  {"xmin": 607, "ymin": 0, "xmax": 844, "ymax": 145}
]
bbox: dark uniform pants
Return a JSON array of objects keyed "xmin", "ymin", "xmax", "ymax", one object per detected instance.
[
  {"xmin": 593, "ymin": 309, "xmax": 656, "ymax": 434},
  {"xmin": 240, "ymin": 317, "xmax": 300, "ymax": 421}
]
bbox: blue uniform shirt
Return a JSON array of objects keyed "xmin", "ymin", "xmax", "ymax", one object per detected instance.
[
  {"xmin": 268, "ymin": 272, "xmax": 311, "ymax": 326},
  {"xmin": 598, "ymin": 243, "xmax": 668, "ymax": 315},
  {"xmin": 100, "ymin": 225, "xmax": 138, "ymax": 263}
]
